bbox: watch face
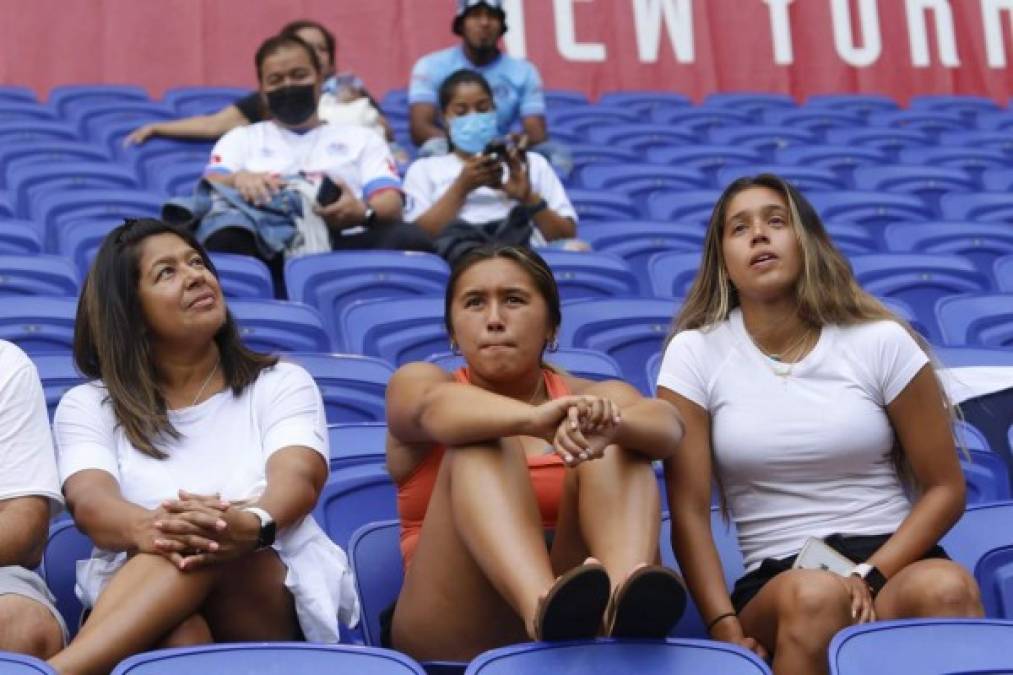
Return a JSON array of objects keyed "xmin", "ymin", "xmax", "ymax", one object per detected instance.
[{"xmin": 260, "ymin": 520, "xmax": 277, "ymax": 548}]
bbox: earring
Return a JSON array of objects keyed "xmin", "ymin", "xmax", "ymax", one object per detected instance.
[
  {"xmin": 450, "ymin": 340, "xmax": 461, "ymax": 355},
  {"xmin": 547, "ymin": 337, "xmax": 559, "ymax": 353}
]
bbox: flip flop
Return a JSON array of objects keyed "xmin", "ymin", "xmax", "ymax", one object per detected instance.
[
  {"xmin": 607, "ymin": 565, "xmax": 687, "ymax": 639},
  {"xmin": 534, "ymin": 561, "xmax": 611, "ymax": 642}
]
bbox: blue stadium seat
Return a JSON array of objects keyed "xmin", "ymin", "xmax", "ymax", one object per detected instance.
[
  {"xmin": 558, "ymin": 298, "xmax": 681, "ymax": 394},
  {"xmin": 538, "ymin": 249, "xmax": 640, "ymax": 301},
  {"xmin": 0, "ymin": 102, "xmax": 58, "ymax": 123},
  {"xmin": 823, "ymin": 128, "xmax": 933, "ymax": 157},
  {"xmin": 147, "ymin": 162, "xmax": 203, "ymax": 197},
  {"xmin": 228, "ymin": 299, "xmax": 333, "ymax": 353},
  {"xmin": 205, "ymin": 253, "xmax": 273, "ymax": 299},
  {"xmin": 852, "ymin": 166, "xmax": 977, "ymax": 204},
  {"xmin": 961, "ymin": 449, "xmax": 1011, "ymax": 504},
  {"xmin": 327, "ymin": 422, "xmax": 388, "ymax": 470},
  {"xmin": 46, "ymin": 84, "xmax": 149, "ymax": 116},
  {"xmin": 865, "ymin": 109, "xmax": 969, "ymax": 136},
  {"xmin": 597, "ymin": 91, "xmax": 691, "ymax": 118},
  {"xmin": 774, "ymin": 145, "xmax": 891, "ymax": 176},
  {"xmin": 936, "ymin": 294, "xmax": 1013, "ymax": 348},
  {"xmin": 941, "ymin": 502, "xmax": 1013, "ymax": 619},
  {"xmin": 829, "ymin": 619, "xmax": 1013, "ymax": 675},
  {"xmin": 804, "ymin": 191, "xmax": 934, "ymax": 227},
  {"xmin": 0, "ymin": 254, "xmax": 79, "ymax": 296},
  {"xmin": 544, "ymin": 90, "xmax": 590, "ymax": 107},
  {"xmin": 708, "ymin": 125, "xmax": 819, "ymax": 157},
  {"xmin": 8, "ymin": 162, "xmax": 140, "ymax": 219},
  {"xmin": 285, "ymin": 251, "xmax": 449, "ymax": 343},
  {"xmin": 0, "ymin": 120, "xmax": 79, "ymax": 144},
  {"xmin": 982, "ymin": 168, "xmax": 1013, "ymax": 192},
  {"xmin": 128, "ymin": 138, "xmax": 214, "ymax": 179},
  {"xmin": 878, "ymin": 297, "xmax": 931, "ymax": 340},
  {"xmin": 648, "ymin": 251, "xmax": 701, "ymax": 299},
  {"xmin": 465, "ymin": 639, "xmax": 771, "ymax": 675},
  {"xmin": 0, "ymin": 296, "xmax": 77, "ymax": 354},
  {"xmin": 898, "ymin": 147, "xmax": 1010, "ymax": 173},
  {"xmin": 567, "ymin": 189, "xmax": 641, "ymax": 221},
  {"xmin": 646, "ymin": 145, "xmax": 764, "ymax": 176},
  {"xmin": 996, "ymin": 255, "xmax": 1013, "ymax": 292},
  {"xmin": 161, "ymin": 86, "xmax": 250, "ymax": 116},
  {"xmin": 340, "ymin": 296, "xmax": 446, "ymax": 364},
  {"xmin": 548, "ymin": 107, "xmax": 640, "ymax": 139},
  {"xmin": 33, "ymin": 190, "xmax": 164, "ymax": 250},
  {"xmin": 937, "ymin": 130, "xmax": 1013, "ymax": 154},
  {"xmin": 940, "ymin": 192, "xmax": 1013, "ymax": 223},
  {"xmin": 349, "ymin": 520, "xmax": 405, "ymax": 647},
  {"xmin": 0, "ymin": 192, "xmax": 13, "ymax": 218},
  {"xmin": 850, "ymin": 254, "xmax": 990, "ymax": 342},
  {"xmin": 0, "ymin": 221, "xmax": 42, "ymax": 254},
  {"xmin": 313, "ymin": 464, "xmax": 397, "ymax": 550},
  {"xmin": 975, "ymin": 111, "xmax": 1013, "ymax": 132},
  {"xmin": 585, "ymin": 124, "xmax": 696, "ymax": 154},
  {"xmin": 283, "ymin": 352, "xmax": 394, "ymax": 424},
  {"xmin": 0, "ymin": 653, "xmax": 56, "ymax": 674},
  {"xmin": 909, "ymin": 94, "xmax": 1001, "ymax": 118},
  {"xmin": 111, "ymin": 643, "xmax": 426, "ymax": 675},
  {"xmin": 55, "ymin": 219, "xmax": 118, "ymax": 275},
  {"xmin": 31, "ymin": 351, "xmax": 86, "ymax": 420},
  {"xmin": 805, "ymin": 94, "xmax": 899, "ymax": 115},
  {"xmin": 381, "ymin": 88, "xmax": 409, "ymax": 110},
  {"xmin": 578, "ymin": 164, "xmax": 709, "ymax": 198},
  {"xmin": 650, "ymin": 108, "xmax": 752, "ymax": 132},
  {"xmin": 428, "ymin": 347, "xmax": 624, "ymax": 381},
  {"xmin": 43, "ymin": 519, "xmax": 92, "ymax": 637},
  {"xmin": 824, "ymin": 222, "xmax": 878, "ymax": 256},
  {"xmin": 647, "ymin": 190, "xmax": 722, "ymax": 224},
  {"xmin": 883, "ymin": 222, "xmax": 1013, "ymax": 276},
  {"xmin": 579, "ymin": 221, "xmax": 704, "ymax": 290},
  {"xmin": 934, "ymin": 346, "xmax": 1013, "ymax": 368},
  {"xmin": 0, "ymin": 142, "xmax": 112, "ymax": 189},
  {"xmin": 0, "ymin": 85, "xmax": 37, "ymax": 103},
  {"xmin": 761, "ymin": 108, "xmax": 864, "ymax": 133},
  {"xmin": 567, "ymin": 145, "xmax": 640, "ymax": 184},
  {"xmin": 69, "ymin": 101, "xmax": 176, "ymax": 140},
  {"xmin": 703, "ymin": 92, "xmax": 796, "ymax": 117},
  {"xmin": 716, "ymin": 165, "xmax": 846, "ymax": 191}
]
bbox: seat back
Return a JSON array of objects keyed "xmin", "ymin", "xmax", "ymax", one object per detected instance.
[
  {"xmin": 941, "ymin": 502, "xmax": 1013, "ymax": 618},
  {"xmin": 43, "ymin": 520, "xmax": 93, "ymax": 638},
  {"xmin": 312, "ymin": 464, "xmax": 397, "ymax": 550},
  {"xmin": 0, "ymin": 254, "xmax": 80, "ymax": 296},
  {"xmin": 228, "ymin": 300, "xmax": 333, "ymax": 353},
  {"xmin": 207, "ymin": 253, "xmax": 274, "ymax": 299},
  {"xmin": 32, "ymin": 352, "xmax": 87, "ymax": 420},
  {"xmin": 0, "ymin": 296, "xmax": 78, "ymax": 354},
  {"xmin": 936, "ymin": 294, "xmax": 1013, "ymax": 348},
  {"xmin": 539, "ymin": 249, "xmax": 640, "ymax": 301},
  {"xmin": 0, "ymin": 653, "xmax": 56, "ymax": 674},
  {"xmin": 340, "ymin": 297, "xmax": 446, "ymax": 364},
  {"xmin": 327, "ymin": 423, "xmax": 387, "ymax": 470},
  {"xmin": 647, "ymin": 251, "xmax": 702, "ymax": 299},
  {"xmin": 283, "ymin": 353, "xmax": 394, "ymax": 424},
  {"xmin": 349, "ymin": 520, "xmax": 403, "ymax": 647}
]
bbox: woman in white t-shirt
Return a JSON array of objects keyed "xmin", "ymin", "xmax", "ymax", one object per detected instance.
[
  {"xmin": 402, "ymin": 70, "xmax": 577, "ymax": 263},
  {"xmin": 48, "ymin": 219, "xmax": 358, "ymax": 675},
  {"xmin": 658, "ymin": 174, "xmax": 982, "ymax": 674}
]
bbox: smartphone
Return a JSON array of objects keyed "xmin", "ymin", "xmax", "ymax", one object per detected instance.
[
  {"xmin": 317, "ymin": 176, "xmax": 342, "ymax": 206},
  {"xmin": 792, "ymin": 537, "xmax": 856, "ymax": 576},
  {"xmin": 483, "ymin": 138, "xmax": 510, "ymax": 163}
]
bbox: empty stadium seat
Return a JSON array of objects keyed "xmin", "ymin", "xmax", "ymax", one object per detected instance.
[
  {"xmin": 128, "ymin": 138, "xmax": 214, "ymax": 179},
  {"xmin": 804, "ymin": 191, "xmax": 934, "ymax": 227},
  {"xmin": 161, "ymin": 86, "xmax": 250, "ymax": 116},
  {"xmin": 539, "ymin": 249, "xmax": 640, "ymax": 300},
  {"xmin": 824, "ymin": 222, "xmax": 878, "ymax": 255},
  {"xmin": 0, "ymin": 296, "xmax": 77, "ymax": 354},
  {"xmin": 283, "ymin": 352, "xmax": 394, "ymax": 424},
  {"xmin": 941, "ymin": 502, "xmax": 1013, "ymax": 619},
  {"xmin": 0, "ymin": 653, "xmax": 55, "ymax": 674},
  {"xmin": 716, "ymin": 165, "xmax": 846, "ymax": 191},
  {"xmin": 558, "ymin": 298, "xmax": 680, "ymax": 394},
  {"xmin": 32, "ymin": 189, "xmax": 164, "ymax": 249},
  {"xmin": 805, "ymin": 94, "xmax": 899, "ymax": 115},
  {"xmin": 0, "ymin": 120, "xmax": 79, "ymax": 144},
  {"xmin": 909, "ymin": 94, "xmax": 1000, "ymax": 118},
  {"xmin": 8, "ymin": 162, "xmax": 140, "ymax": 219},
  {"xmin": 940, "ymin": 192, "xmax": 1013, "ymax": 223},
  {"xmin": 898, "ymin": 147, "xmax": 1009, "ymax": 173},
  {"xmin": 349, "ymin": 519, "xmax": 404, "ymax": 647},
  {"xmin": 544, "ymin": 89, "xmax": 590, "ymax": 108},
  {"xmin": 566, "ymin": 189, "xmax": 641, "ymax": 221},
  {"xmin": 204, "ymin": 253, "xmax": 274, "ymax": 299},
  {"xmin": 935, "ymin": 294, "xmax": 1013, "ymax": 348},
  {"xmin": 312, "ymin": 464, "xmax": 397, "ymax": 549},
  {"xmin": 829, "ymin": 619, "xmax": 1013, "ymax": 675},
  {"xmin": 0, "ymin": 254, "xmax": 79, "ymax": 297},
  {"xmin": 147, "ymin": 162, "xmax": 203, "ymax": 197},
  {"xmin": 579, "ymin": 221, "xmax": 704, "ymax": 290},
  {"xmin": 55, "ymin": 219, "xmax": 118, "ymax": 275},
  {"xmin": 961, "ymin": 449, "xmax": 1011, "ymax": 504},
  {"xmin": 647, "ymin": 190, "xmax": 722, "ymax": 224},
  {"xmin": 427, "ymin": 347, "xmax": 624, "ymax": 381},
  {"xmin": 111, "ymin": 643, "xmax": 426, "ymax": 675},
  {"xmin": 0, "ymin": 85, "xmax": 37, "ymax": 103},
  {"xmin": 823, "ymin": 128, "xmax": 933, "ymax": 157},
  {"xmin": 708, "ymin": 125, "xmax": 818, "ymax": 157},
  {"xmin": 46, "ymin": 84, "xmax": 149, "ymax": 116},
  {"xmin": 43, "ymin": 519, "xmax": 92, "ymax": 637},
  {"xmin": 883, "ymin": 222, "xmax": 1013, "ymax": 276},
  {"xmin": 577, "ymin": 164, "xmax": 709, "ymax": 198},
  {"xmin": 228, "ymin": 299, "xmax": 333, "ymax": 353},
  {"xmin": 851, "ymin": 166, "xmax": 977, "ymax": 204},
  {"xmin": 0, "ymin": 141, "xmax": 112, "ymax": 189},
  {"xmin": 650, "ymin": 108, "xmax": 752, "ymax": 132},
  {"xmin": 995, "ymin": 255, "xmax": 1013, "ymax": 292},
  {"xmin": 865, "ymin": 109, "xmax": 969, "ymax": 136},
  {"xmin": 982, "ymin": 168, "xmax": 1013, "ymax": 192},
  {"xmin": 567, "ymin": 145, "xmax": 640, "ymax": 184},
  {"xmin": 703, "ymin": 92, "xmax": 796, "ymax": 117},
  {"xmin": 69, "ymin": 101, "xmax": 176, "ymax": 140},
  {"xmin": 548, "ymin": 107, "xmax": 639, "ymax": 139},
  {"xmin": 327, "ymin": 422, "xmax": 387, "ymax": 469},
  {"xmin": 647, "ymin": 251, "xmax": 701, "ymax": 300},
  {"xmin": 773, "ymin": 145, "xmax": 891, "ymax": 174},
  {"xmin": 31, "ymin": 351, "xmax": 86, "ymax": 420},
  {"xmin": 934, "ymin": 346, "xmax": 1013, "ymax": 368},
  {"xmin": 647, "ymin": 145, "xmax": 764, "ymax": 176},
  {"xmin": 340, "ymin": 296, "xmax": 446, "ymax": 364},
  {"xmin": 597, "ymin": 91, "xmax": 691, "ymax": 118},
  {"xmin": 0, "ymin": 221, "xmax": 42, "ymax": 255},
  {"xmin": 974, "ymin": 111, "xmax": 1013, "ymax": 132},
  {"xmin": 761, "ymin": 108, "xmax": 864, "ymax": 133},
  {"xmin": 938, "ymin": 130, "xmax": 1013, "ymax": 154},
  {"xmin": 0, "ymin": 102, "xmax": 58, "ymax": 123},
  {"xmin": 465, "ymin": 639, "xmax": 772, "ymax": 675},
  {"xmin": 585, "ymin": 124, "xmax": 696, "ymax": 153},
  {"xmin": 285, "ymin": 251, "xmax": 449, "ymax": 343}
]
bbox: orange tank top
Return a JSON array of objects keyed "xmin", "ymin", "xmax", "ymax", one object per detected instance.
[{"xmin": 396, "ymin": 368, "xmax": 571, "ymax": 569}]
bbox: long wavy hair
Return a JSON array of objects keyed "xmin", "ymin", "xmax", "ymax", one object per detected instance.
[
  {"xmin": 74, "ymin": 219, "xmax": 278, "ymax": 459},
  {"xmin": 670, "ymin": 174, "xmax": 957, "ymax": 498}
]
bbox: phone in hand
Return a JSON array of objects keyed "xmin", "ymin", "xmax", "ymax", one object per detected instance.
[
  {"xmin": 483, "ymin": 138, "xmax": 510, "ymax": 163},
  {"xmin": 317, "ymin": 176, "xmax": 343, "ymax": 206},
  {"xmin": 792, "ymin": 537, "xmax": 856, "ymax": 576}
]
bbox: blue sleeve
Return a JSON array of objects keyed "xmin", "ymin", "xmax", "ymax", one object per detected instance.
[
  {"xmin": 519, "ymin": 61, "xmax": 546, "ymax": 117},
  {"xmin": 408, "ymin": 54, "xmax": 439, "ymax": 106}
]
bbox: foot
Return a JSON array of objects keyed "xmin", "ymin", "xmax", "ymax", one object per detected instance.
[
  {"xmin": 530, "ymin": 558, "xmax": 611, "ymax": 642},
  {"xmin": 607, "ymin": 564, "xmax": 686, "ymax": 638}
]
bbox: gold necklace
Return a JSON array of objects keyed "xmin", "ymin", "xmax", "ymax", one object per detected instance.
[
  {"xmin": 190, "ymin": 359, "xmax": 220, "ymax": 407},
  {"xmin": 749, "ymin": 326, "xmax": 817, "ymax": 378}
]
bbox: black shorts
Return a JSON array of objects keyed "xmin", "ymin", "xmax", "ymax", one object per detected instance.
[{"xmin": 730, "ymin": 533, "xmax": 950, "ymax": 614}]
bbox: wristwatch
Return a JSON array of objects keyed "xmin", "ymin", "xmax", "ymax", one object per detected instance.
[
  {"xmin": 525, "ymin": 197, "xmax": 548, "ymax": 218},
  {"xmin": 850, "ymin": 562, "xmax": 887, "ymax": 597},
  {"xmin": 363, "ymin": 205, "xmax": 377, "ymax": 227},
  {"xmin": 242, "ymin": 506, "xmax": 276, "ymax": 549}
]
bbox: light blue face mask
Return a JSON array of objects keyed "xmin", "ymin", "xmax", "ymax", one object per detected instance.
[{"xmin": 448, "ymin": 111, "xmax": 498, "ymax": 155}]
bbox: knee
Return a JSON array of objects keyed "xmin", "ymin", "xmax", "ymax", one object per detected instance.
[
  {"xmin": 918, "ymin": 567, "xmax": 983, "ymax": 617},
  {"xmin": 0, "ymin": 598, "xmax": 64, "ymax": 658},
  {"xmin": 778, "ymin": 572, "xmax": 852, "ymax": 642}
]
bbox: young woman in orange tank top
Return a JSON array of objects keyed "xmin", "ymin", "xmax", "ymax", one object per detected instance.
[{"xmin": 385, "ymin": 245, "xmax": 687, "ymax": 662}]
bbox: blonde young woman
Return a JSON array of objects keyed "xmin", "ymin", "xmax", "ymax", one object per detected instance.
[{"xmin": 658, "ymin": 174, "xmax": 983, "ymax": 675}]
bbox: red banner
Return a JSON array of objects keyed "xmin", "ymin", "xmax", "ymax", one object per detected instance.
[{"xmin": 1, "ymin": 0, "xmax": 1011, "ymax": 103}]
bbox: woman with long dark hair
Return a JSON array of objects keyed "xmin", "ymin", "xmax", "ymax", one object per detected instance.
[{"xmin": 49, "ymin": 219, "xmax": 356, "ymax": 675}]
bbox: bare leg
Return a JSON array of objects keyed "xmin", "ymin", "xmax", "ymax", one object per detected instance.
[
  {"xmin": 392, "ymin": 439, "xmax": 555, "ymax": 662},
  {"xmin": 0, "ymin": 595, "xmax": 64, "ymax": 659},
  {"xmin": 875, "ymin": 559, "xmax": 983, "ymax": 619},
  {"xmin": 202, "ymin": 549, "xmax": 299, "ymax": 641},
  {"xmin": 155, "ymin": 614, "xmax": 213, "ymax": 649},
  {"xmin": 738, "ymin": 569, "xmax": 853, "ymax": 675}
]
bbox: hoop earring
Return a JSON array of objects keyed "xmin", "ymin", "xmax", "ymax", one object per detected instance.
[
  {"xmin": 450, "ymin": 340, "xmax": 461, "ymax": 355},
  {"xmin": 546, "ymin": 337, "xmax": 559, "ymax": 353}
]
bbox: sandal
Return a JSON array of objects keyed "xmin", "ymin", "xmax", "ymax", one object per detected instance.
[
  {"xmin": 534, "ymin": 561, "xmax": 611, "ymax": 642},
  {"xmin": 607, "ymin": 565, "xmax": 686, "ymax": 639}
]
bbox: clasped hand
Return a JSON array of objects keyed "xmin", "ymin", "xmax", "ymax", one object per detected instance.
[{"xmin": 529, "ymin": 395, "xmax": 622, "ymax": 466}]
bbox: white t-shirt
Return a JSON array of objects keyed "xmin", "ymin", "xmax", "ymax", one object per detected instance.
[
  {"xmin": 402, "ymin": 151, "xmax": 577, "ymax": 245},
  {"xmin": 205, "ymin": 120, "xmax": 402, "ymax": 202},
  {"xmin": 658, "ymin": 309, "xmax": 928, "ymax": 572},
  {"xmin": 0, "ymin": 341, "xmax": 62, "ymax": 510},
  {"xmin": 53, "ymin": 362, "xmax": 359, "ymax": 642}
]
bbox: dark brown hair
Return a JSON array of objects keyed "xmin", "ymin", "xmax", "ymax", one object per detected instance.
[
  {"xmin": 254, "ymin": 34, "xmax": 321, "ymax": 82},
  {"xmin": 74, "ymin": 219, "xmax": 278, "ymax": 459},
  {"xmin": 280, "ymin": 19, "xmax": 336, "ymax": 70}
]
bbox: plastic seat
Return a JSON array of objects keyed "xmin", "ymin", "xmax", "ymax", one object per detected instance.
[
  {"xmin": 937, "ymin": 130, "xmax": 1013, "ymax": 154},
  {"xmin": 708, "ymin": 125, "xmax": 819, "ymax": 157},
  {"xmin": 33, "ymin": 189, "xmax": 164, "ymax": 249},
  {"xmin": 909, "ymin": 94, "xmax": 1001, "ymax": 118},
  {"xmin": 0, "ymin": 254, "xmax": 79, "ymax": 297},
  {"xmin": 313, "ymin": 464, "xmax": 397, "ymax": 550},
  {"xmin": 162, "ymin": 86, "xmax": 249, "ymax": 116},
  {"xmin": 804, "ymin": 191, "xmax": 934, "ymax": 227},
  {"xmin": 0, "ymin": 653, "xmax": 56, "ymax": 674},
  {"xmin": 961, "ymin": 449, "xmax": 1011, "ymax": 504},
  {"xmin": 204, "ymin": 253, "xmax": 273, "ymax": 299},
  {"xmin": 761, "ymin": 108, "xmax": 864, "ymax": 133},
  {"xmin": 539, "ymin": 249, "xmax": 640, "ymax": 301},
  {"xmin": 647, "ymin": 145, "xmax": 764, "ymax": 176},
  {"xmin": 975, "ymin": 111, "xmax": 1013, "ymax": 132},
  {"xmin": 996, "ymin": 255, "xmax": 1013, "ymax": 292},
  {"xmin": 228, "ymin": 299, "xmax": 333, "ymax": 353},
  {"xmin": 597, "ymin": 91, "xmax": 691, "ymax": 118},
  {"xmin": 31, "ymin": 351, "xmax": 86, "ymax": 420},
  {"xmin": 580, "ymin": 221, "xmax": 704, "ymax": 290},
  {"xmin": 340, "ymin": 296, "xmax": 446, "ymax": 364},
  {"xmin": 567, "ymin": 145, "xmax": 640, "ymax": 185},
  {"xmin": 0, "ymin": 192, "xmax": 13, "ymax": 218},
  {"xmin": 111, "ymin": 643, "xmax": 426, "ymax": 674},
  {"xmin": 578, "ymin": 164, "xmax": 709, "ymax": 199},
  {"xmin": 942, "ymin": 502, "xmax": 1013, "ymax": 618},
  {"xmin": 8, "ymin": 162, "xmax": 140, "ymax": 219},
  {"xmin": 865, "ymin": 109, "xmax": 969, "ymax": 136},
  {"xmin": 0, "ymin": 142, "xmax": 112, "ymax": 190},
  {"xmin": 703, "ymin": 92, "xmax": 796, "ymax": 117},
  {"xmin": 898, "ymin": 147, "xmax": 1010, "ymax": 173},
  {"xmin": 648, "ymin": 251, "xmax": 702, "ymax": 300},
  {"xmin": 0, "ymin": 102, "xmax": 58, "ymax": 123},
  {"xmin": 824, "ymin": 128, "xmax": 933, "ymax": 156},
  {"xmin": 647, "ymin": 190, "xmax": 723, "ymax": 224},
  {"xmin": 566, "ymin": 189, "xmax": 641, "ymax": 221},
  {"xmin": 0, "ymin": 85, "xmax": 37, "ymax": 103},
  {"xmin": 829, "ymin": 618, "xmax": 1013, "ymax": 675},
  {"xmin": 465, "ymin": 639, "xmax": 771, "ymax": 675},
  {"xmin": 428, "ymin": 347, "xmax": 624, "ymax": 382},
  {"xmin": 0, "ymin": 120, "xmax": 79, "ymax": 144},
  {"xmin": 544, "ymin": 90, "xmax": 590, "ymax": 107},
  {"xmin": 43, "ymin": 519, "xmax": 92, "ymax": 637},
  {"xmin": 285, "ymin": 251, "xmax": 449, "ymax": 343},
  {"xmin": 349, "ymin": 520, "xmax": 405, "ymax": 647},
  {"xmin": 936, "ymin": 294, "xmax": 1013, "ymax": 348},
  {"xmin": 774, "ymin": 145, "xmax": 891, "ymax": 174},
  {"xmin": 982, "ymin": 168, "xmax": 1013, "ymax": 192},
  {"xmin": 940, "ymin": 192, "xmax": 1013, "ymax": 223},
  {"xmin": 852, "ymin": 166, "xmax": 977, "ymax": 201},
  {"xmin": 128, "ymin": 138, "xmax": 214, "ymax": 179},
  {"xmin": 850, "ymin": 254, "xmax": 989, "ymax": 342},
  {"xmin": 558, "ymin": 298, "xmax": 681, "ymax": 394},
  {"xmin": 283, "ymin": 352, "xmax": 394, "ymax": 424},
  {"xmin": 876, "ymin": 297, "xmax": 930, "ymax": 339},
  {"xmin": 46, "ymin": 84, "xmax": 149, "ymax": 116},
  {"xmin": 934, "ymin": 346, "xmax": 1013, "ymax": 368},
  {"xmin": 147, "ymin": 161, "xmax": 203, "ymax": 197},
  {"xmin": 805, "ymin": 94, "xmax": 899, "ymax": 115},
  {"xmin": 585, "ymin": 124, "xmax": 696, "ymax": 153},
  {"xmin": 0, "ymin": 296, "xmax": 77, "ymax": 354},
  {"xmin": 327, "ymin": 422, "xmax": 388, "ymax": 469},
  {"xmin": 883, "ymin": 222, "xmax": 1013, "ymax": 276},
  {"xmin": 650, "ymin": 108, "xmax": 752, "ymax": 132},
  {"xmin": 0, "ymin": 221, "xmax": 42, "ymax": 254},
  {"xmin": 824, "ymin": 222, "xmax": 878, "ymax": 256},
  {"xmin": 548, "ymin": 107, "xmax": 640, "ymax": 138},
  {"xmin": 55, "ymin": 219, "xmax": 118, "ymax": 276},
  {"xmin": 716, "ymin": 165, "xmax": 846, "ymax": 191},
  {"xmin": 69, "ymin": 101, "xmax": 176, "ymax": 140}
]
